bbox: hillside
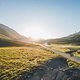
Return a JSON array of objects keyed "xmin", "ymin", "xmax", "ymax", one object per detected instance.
[
  {"xmin": 0, "ymin": 24, "xmax": 32, "ymax": 46},
  {"xmin": 0, "ymin": 38, "xmax": 26, "ymax": 47},
  {"xmin": 0, "ymin": 24, "xmax": 21, "ymax": 40},
  {"xmin": 0, "ymin": 33, "xmax": 27, "ymax": 46},
  {"xmin": 0, "ymin": 34, "xmax": 10, "ymax": 40},
  {"xmin": 40, "ymin": 31, "xmax": 80, "ymax": 45},
  {"xmin": 0, "ymin": 24, "xmax": 32, "ymax": 43}
]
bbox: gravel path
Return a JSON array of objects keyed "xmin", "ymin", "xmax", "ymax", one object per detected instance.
[{"xmin": 39, "ymin": 44, "xmax": 80, "ymax": 64}]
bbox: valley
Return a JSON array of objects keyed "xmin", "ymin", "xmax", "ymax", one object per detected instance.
[{"xmin": 0, "ymin": 24, "xmax": 80, "ymax": 80}]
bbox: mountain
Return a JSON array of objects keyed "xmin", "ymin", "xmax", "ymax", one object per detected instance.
[
  {"xmin": 39, "ymin": 31, "xmax": 80, "ymax": 45},
  {"xmin": 0, "ymin": 38, "xmax": 27, "ymax": 47},
  {"xmin": 0, "ymin": 24, "xmax": 32, "ymax": 46},
  {"xmin": 0, "ymin": 24, "xmax": 32, "ymax": 42},
  {"xmin": 0, "ymin": 24, "xmax": 21, "ymax": 39}
]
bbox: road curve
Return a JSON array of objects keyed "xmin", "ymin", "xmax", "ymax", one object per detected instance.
[{"xmin": 39, "ymin": 44, "xmax": 80, "ymax": 64}]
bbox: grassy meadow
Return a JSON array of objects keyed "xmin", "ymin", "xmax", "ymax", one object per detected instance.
[
  {"xmin": 0, "ymin": 44, "xmax": 80, "ymax": 80},
  {"xmin": 0, "ymin": 45, "xmax": 58, "ymax": 80},
  {"xmin": 49, "ymin": 44, "xmax": 80, "ymax": 58}
]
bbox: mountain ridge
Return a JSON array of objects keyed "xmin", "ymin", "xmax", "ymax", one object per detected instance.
[
  {"xmin": 0, "ymin": 24, "xmax": 32, "ymax": 46},
  {"xmin": 0, "ymin": 24, "xmax": 33, "ymax": 42},
  {"xmin": 39, "ymin": 31, "xmax": 80, "ymax": 45}
]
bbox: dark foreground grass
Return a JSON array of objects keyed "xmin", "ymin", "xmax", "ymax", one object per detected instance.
[{"xmin": 0, "ymin": 45, "xmax": 57, "ymax": 80}]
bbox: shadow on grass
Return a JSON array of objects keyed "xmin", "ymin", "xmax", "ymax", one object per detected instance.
[{"xmin": 13, "ymin": 57, "xmax": 80, "ymax": 80}]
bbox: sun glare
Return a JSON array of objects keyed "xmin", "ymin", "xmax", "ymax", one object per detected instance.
[
  {"xmin": 24, "ymin": 21, "xmax": 49, "ymax": 39},
  {"xmin": 28, "ymin": 26, "xmax": 47, "ymax": 39}
]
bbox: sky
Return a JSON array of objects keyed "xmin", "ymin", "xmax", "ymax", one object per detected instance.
[{"xmin": 0, "ymin": 0, "xmax": 80, "ymax": 39}]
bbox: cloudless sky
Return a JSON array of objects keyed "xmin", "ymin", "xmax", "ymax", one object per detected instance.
[{"xmin": 0, "ymin": 0, "xmax": 80, "ymax": 39}]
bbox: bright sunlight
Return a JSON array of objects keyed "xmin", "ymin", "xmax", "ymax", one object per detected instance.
[{"xmin": 23, "ymin": 21, "xmax": 50, "ymax": 39}]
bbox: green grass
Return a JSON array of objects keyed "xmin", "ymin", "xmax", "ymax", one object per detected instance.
[
  {"xmin": 50, "ymin": 44, "xmax": 80, "ymax": 58},
  {"xmin": 0, "ymin": 44, "xmax": 80, "ymax": 80},
  {"xmin": 67, "ymin": 59, "xmax": 80, "ymax": 68},
  {"xmin": 49, "ymin": 44, "xmax": 80, "ymax": 67},
  {"xmin": 0, "ymin": 45, "xmax": 57, "ymax": 80},
  {"xmin": 74, "ymin": 52, "xmax": 80, "ymax": 58}
]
